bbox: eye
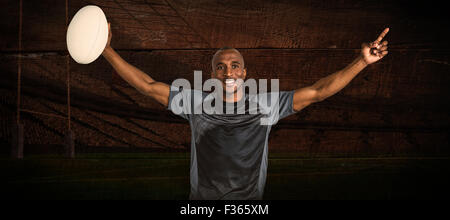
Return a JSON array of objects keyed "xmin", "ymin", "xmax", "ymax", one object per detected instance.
[
  {"xmin": 232, "ymin": 65, "xmax": 239, "ymax": 69},
  {"xmin": 217, "ymin": 65, "xmax": 223, "ymax": 70}
]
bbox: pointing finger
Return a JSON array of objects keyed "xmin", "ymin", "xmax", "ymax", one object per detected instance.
[{"xmin": 375, "ymin": 28, "xmax": 389, "ymax": 44}]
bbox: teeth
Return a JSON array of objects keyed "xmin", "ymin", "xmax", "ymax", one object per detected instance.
[{"xmin": 225, "ymin": 79, "xmax": 235, "ymax": 84}]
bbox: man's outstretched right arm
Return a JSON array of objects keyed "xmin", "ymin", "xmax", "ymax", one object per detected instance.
[{"xmin": 101, "ymin": 23, "xmax": 170, "ymax": 107}]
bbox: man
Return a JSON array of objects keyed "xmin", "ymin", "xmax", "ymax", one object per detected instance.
[{"xmin": 102, "ymin": 23, "xmax": 389, "ymax": 199}]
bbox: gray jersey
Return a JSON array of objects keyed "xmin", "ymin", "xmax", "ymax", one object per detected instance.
[{"xmin": 167, "ymin": 87, "xmax": 297, "ymax": 200}]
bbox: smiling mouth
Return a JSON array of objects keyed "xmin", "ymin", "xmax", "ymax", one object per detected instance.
[{"xmin": 225, "ymin": 79, "xmax": 236, "ymax": 87}]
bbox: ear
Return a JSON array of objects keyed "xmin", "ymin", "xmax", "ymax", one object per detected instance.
[
  {"xmin": 243, "ymin": 67, "xmax": 247, "ymax": 79},
  {"xmin": 210, "ymin": 71, "xmax": 215, "ymax": 78}
]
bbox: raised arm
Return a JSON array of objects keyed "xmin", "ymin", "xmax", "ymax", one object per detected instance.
[
  {"xmin": 102, "ymin": 23, "xmax": 170, "ymax": 107},
  {"xmin": 293, "ymin": 28, "xmax": 389, "ymax": 112}
]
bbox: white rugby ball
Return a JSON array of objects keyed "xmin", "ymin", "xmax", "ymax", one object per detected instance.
[{"xmin": 66, "ymin": 5, "xmax": 108, "ymax": 64}]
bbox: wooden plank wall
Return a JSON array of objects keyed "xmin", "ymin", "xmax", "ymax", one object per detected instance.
[{"xmin": 0, "ymin": 0, "xmax": 449, "ymax": 156}]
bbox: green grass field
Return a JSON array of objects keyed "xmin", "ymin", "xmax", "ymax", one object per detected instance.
[{"xmin": 1, "ymin": 153, "xmax": 450, "ymax": 199}]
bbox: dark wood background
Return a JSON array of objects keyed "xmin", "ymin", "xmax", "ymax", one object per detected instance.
[{"xmin": 1, "ymin": 0, "xmax": 449, "ymax": 156}]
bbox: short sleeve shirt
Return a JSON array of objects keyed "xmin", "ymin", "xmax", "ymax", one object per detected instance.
[{"xmin": 168, "ymin": 87, "xmax": 297, "ymax": 200}]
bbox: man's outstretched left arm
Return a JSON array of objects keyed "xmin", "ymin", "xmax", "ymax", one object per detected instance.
[{"xmin": 293, "ymin": 28, "xmax": 390, "ymax": 112}]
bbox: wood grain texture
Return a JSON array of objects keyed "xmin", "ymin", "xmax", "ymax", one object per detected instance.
[
  {"xmin": 0, "ymin": 0, "xmax": 19, "ymax": 51},
  {"xmin": 1, "ymin": 87, "xmax": 448, "ymax": 156},
  {"xmin": 1, "ymin": 49, "xmax": 449, "ymax": 130},
  {"xmin": 1, "ymin": 0, "xmax": 449, "ymax": 156},
  {"xmin": 1, "ymin": 0, "xmax": 450, "ymax": 51}
]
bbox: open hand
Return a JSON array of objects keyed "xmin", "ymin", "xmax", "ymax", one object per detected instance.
[{"xmin": 361, "ymin": 28, "xmax": 389, "ymax": 65}]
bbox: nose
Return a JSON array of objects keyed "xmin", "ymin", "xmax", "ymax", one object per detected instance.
[{"xmin": 225, "ymin": 66, "xmax": 232, "ymax": 77}]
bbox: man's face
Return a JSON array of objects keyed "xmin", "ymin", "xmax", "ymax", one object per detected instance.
[{"xmin": 211, "ymin": 49, "xmax": 247, "ymax": 94}]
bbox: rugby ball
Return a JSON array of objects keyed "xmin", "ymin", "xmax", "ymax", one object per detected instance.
[{"xmin": 66, "ymin": 5, "xmax": 108, "ymax": 64}]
